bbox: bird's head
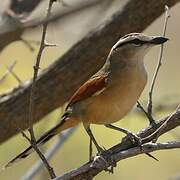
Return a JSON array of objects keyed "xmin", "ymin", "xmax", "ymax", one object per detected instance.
[{"xmin": 112, "ymin": 33, "xmax": 168, "ymax": 59}]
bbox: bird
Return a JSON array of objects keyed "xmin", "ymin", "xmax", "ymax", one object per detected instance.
[{"xmin": 5, "ymin": 33, "xmax": 168, "ymax": 168}]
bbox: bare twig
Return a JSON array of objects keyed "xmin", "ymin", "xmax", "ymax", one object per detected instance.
[
  {"xmin": 137, "ymin": 101, "xmax": 151, "ymax": 119},
  {"xmin": 26, "ymin": 0, "xmax": 57, "ymax": 178},
  {"xmin": 5, "ymin": 62, "xmax": 22, "ymax": 84},
  {"xmin": 0, "ymin": 61, "xmax": 16, "ymax": 83},
  {"xmin": 154, "ymin": 102, "xmax": 179, "ymax": 112},
  {"xmin": 19, "ymin": 128, "xmax": 31, "ymax": 142},
  {"xmin": 21, "ymin": 127, "xmax": 77, "ymax": 180},
  {"xmin": 147, "ymin": 5, "xmax": 170, "ymax": 123},
  {"xmin": 0, "ymin": 0, "xmax": 102, "ymax": 52},
  {"xmin": 20, "ymin": 130, "xmax": 56, "ymax": 178}
]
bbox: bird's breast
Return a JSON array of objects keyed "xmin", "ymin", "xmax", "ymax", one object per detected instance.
[{"xmin": 80, "ymin": 66, "xmax": 147, "ymax": 125}]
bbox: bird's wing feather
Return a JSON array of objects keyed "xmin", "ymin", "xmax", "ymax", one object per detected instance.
[{"xmin": 68, "ymin": 75, "xmax": 108, "ymax": 107}]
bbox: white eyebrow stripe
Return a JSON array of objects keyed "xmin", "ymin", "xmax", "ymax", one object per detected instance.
[{"xmin": 114, "ymin": 38, "xmax": 147, "ymax": 49}]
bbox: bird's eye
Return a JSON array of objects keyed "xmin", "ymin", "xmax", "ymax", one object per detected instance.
[{"xmin": 131, "ymin": 39, "xmax": 143, "ymax": 47}]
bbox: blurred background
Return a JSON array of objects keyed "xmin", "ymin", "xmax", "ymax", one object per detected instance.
[{"xmin": 0, "ymin": 0, "xmax": 180, "ymax": 179}]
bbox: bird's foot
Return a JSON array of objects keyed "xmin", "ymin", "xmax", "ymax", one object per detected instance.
[{"xmin": 122, "ymin": 132, "xmax": 142, "ymax": 146}]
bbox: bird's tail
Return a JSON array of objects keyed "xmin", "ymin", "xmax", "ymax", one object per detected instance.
[{"xmin": 4, "ymin": 115, "xmax": 79, "ymax": 169}]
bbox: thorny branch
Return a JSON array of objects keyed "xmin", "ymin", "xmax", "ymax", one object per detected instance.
[
  {"xmin": 137, "ymin": 5, "xmax": 170, "ymax": 125},
  {"xmin": 21, "ymin": 127, "xmax": 77, "ymax": 180},
  {"xmin": 24, "ymin": 0, "xmax": 57, "ymax": 179},
  {"xmin": 53, "ymin": 107, "xmax": 180, "ymax": 180},
  {"xmin": 147, "ymin": 5, "xmax": 171, "ymax": 123}
]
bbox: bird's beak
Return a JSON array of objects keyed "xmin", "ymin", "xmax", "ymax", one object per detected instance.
[{"xmin": 150, "ymin": 37, "xmax": 169, "ymax": 45}]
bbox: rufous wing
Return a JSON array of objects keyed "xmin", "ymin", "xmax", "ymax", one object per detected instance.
[{"xmin": 68, "ymin": 75, "xmax": 108, "ymax": 107}]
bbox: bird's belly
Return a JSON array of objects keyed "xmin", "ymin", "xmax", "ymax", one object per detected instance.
[
  {"xmin": 87, "ymin": 96, "xmax": 136, "ymax": 124},
  {"xmin": 84, "ymin": 81, "xmax": 145, "ymax": 125}
]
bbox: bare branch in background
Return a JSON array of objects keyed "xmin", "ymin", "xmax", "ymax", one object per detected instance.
[
  {"xmin": 136, "ymin": 100, "xmax": 179, "ymax": 115},
  {"xmin": 5, "ymin": 62, "xmax": 22, "ymax": 84},
  {"xmin": 0, "ymin": 61, "xmax": 17, "ymax": 83},
  {"xmin": 0, "ymin": 0, "xmax": 102, "ymax": 52},
  {"xmin": 21, "ymin": 127, "xmax": 77, "ymax": 180}
]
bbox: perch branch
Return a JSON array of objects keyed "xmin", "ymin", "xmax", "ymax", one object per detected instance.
[{"xmin": 54, "ymin": 107, "xmax": 180, "ymax": 179}]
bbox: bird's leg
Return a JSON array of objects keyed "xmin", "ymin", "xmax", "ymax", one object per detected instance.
[
  {"xmin": 84, "ymin": 125, "xmax": 104, "ymax": 153},
  {"xmin": 105, "ymin": 124, "xmax": 141, "ymax": 146},
  {"xmin": 89, "ymin": 137, "xmax": 93, "ymax": 161},
  {"xmin": 84, "ymin": 125, "xmax": 117, "ymax": 173}
]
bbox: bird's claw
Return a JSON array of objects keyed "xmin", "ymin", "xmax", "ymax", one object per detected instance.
[{"xmin": 122, "ymin": 132, "xmax": 142, "ymax": 146}]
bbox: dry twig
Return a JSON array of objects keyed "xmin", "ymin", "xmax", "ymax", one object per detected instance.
[
  {"xmin": 0, "ymin": 62, "xmax": 17, "ymax": 83},
  {"xmin": 137, "ymin": 5, "xmax": 170, "ymax": 124},
  {"xmin": 147, "ymin": 5, "xmax": 170, "ymax": 123},
  {"xmin": 23, "ymin": 0, "xmax": 57, "ymax": 178},
  {"xmin": 53, "ymin": 107, "xmax": 180, "ymax": 179},
  {"xmin": 21, "ymin": 127, "xmax": 77, "ymax": 180},
  {"xmin": 5, "ymin": 62, "xmax": 22, "ymax": 84}
]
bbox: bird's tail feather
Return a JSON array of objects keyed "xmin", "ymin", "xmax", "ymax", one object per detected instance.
[{"xmin": 4, "ymin": 116, "xmax": 79, "ymax": 169}]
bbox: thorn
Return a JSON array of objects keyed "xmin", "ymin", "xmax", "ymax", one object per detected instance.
[
  {"xmin": 44, "ymin": 42, "xmax": 57, "ymax": 47},
  {"xmin": 146, "ymin": 152, "xmax": 159, "ymax": 161}
]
